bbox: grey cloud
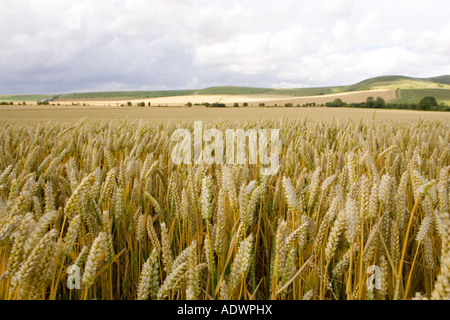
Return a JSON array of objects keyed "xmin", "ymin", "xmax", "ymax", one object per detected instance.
[{"xmin": 1, "ymin": 0, "xmax": 449, "ymax": 94}]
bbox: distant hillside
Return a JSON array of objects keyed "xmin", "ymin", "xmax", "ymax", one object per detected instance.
[
  {"xmin": 1, "ymin": 75, "xmax": 449, "ymax": 104},
  {"xmin": 195, "ymin": 76, "xmax": 450, "ymax": 103},
  {"xmin": 197, "ymin": 75, "xmax": 450, "ymax": 96},
  {"xmin": 394, "ymin": 88, "xmax": 450, "ymax": 104},
  {"xmin": 0, "ymin": 94, "xmax": 56, "ymax": 102},
  {"xmin": 345, "ymin": 75, "xmax": 450, "ymax": 91},
  {"xmin": 424, "ymin": 75, "xmax": 450, "ymax": 85},
  {"xmin": 195, "ymin": 85, "xmax": 347, "ymax": 97},
  {"xmin": 56, "ymin": 90, "xmax": 196, "ymax": 100}
]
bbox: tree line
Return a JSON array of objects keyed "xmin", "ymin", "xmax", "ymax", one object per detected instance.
[{"xmin": 326, "ymin": 96, "xmax": 449, "ymax": 111}]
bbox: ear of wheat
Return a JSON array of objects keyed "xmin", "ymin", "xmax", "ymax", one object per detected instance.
[{"xmin": 0, "ymin": 118, "xmax": 448, "ymax": 300}]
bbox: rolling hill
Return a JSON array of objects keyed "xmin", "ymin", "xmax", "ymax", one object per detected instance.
[
  {"xmin": 176, "ymin": 75, "xmax": 450, "ymax": 97},
  {"xmin": 1, "ymin": 75, "xmax": 449, "ymax": 105}
]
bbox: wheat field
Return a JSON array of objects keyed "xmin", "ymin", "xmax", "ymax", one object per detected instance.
[
  {"xmin": 0, "ymin": 117, "xmax": 449, "ymax": 300},
  {"xmin": 1, "ymin": 105, "xmax": 450, "ymax": 123}
]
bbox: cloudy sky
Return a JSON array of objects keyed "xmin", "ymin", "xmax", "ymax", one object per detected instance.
[{"xmin": 1, "ymin": 0, "xmax": 450, "ymax": 94}]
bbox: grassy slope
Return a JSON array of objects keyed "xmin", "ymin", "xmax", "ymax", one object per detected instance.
[
  {"xmin": 195, "ymin": 85, "xmax": 346, "ymax": 96},
  {"xmin": 0, "ymin": 94, "xmax": 55, "ymax": 102},
  {"xmin": 194, "ymin": 77, "xmax": 450, "ymax": 104},
  {"xmin": 424, "ymin": 75, "xmax": 450, "ymax": 85},
  {"xmin": 346, "ymin": 75, "xmax": 450, "ymax": 90},
  {"xmin": 186, "ymin": 76, "xmax": 450, "ymax": 97},
  {"xmin": 0, "ymin": 91, "xmax": 197, "ymax": 102},
  {"xmin": 1, "ymin": 75, "xmax": 449, "ymax": 104},
  {"xmin": 347, "ymin": 76, "xmax": 450, "ymax": 104},
  {"xmin": 394, "ymin": 89, "xmax": 450, "ymax": 104},
  {"xmin": 56, "ymin": 90, "xmax": 197, "ymax": 100}
]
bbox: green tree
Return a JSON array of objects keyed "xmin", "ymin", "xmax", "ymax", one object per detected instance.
[
  {"xmin": 211, "ymin": 103, "xmax": 226, "ymax": 108},
  {"xmin": 366, "ymin": 96, "xmax": 375, "ymax": 108},
  {"xmin": 419, "ymin": 96, "xmax": 438, "ymax": 110},
  {"xmin": 326, "ymin": 98, "xmax": 346, "ymax": 107},
  {"xmin": 375, "ymin": 97, "xmax": 386, "ymax": 108}
]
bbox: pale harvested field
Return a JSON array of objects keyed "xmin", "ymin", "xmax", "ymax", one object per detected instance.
[
  {"xmin": 0, "ymin": 105, "xmax": 449, "ymax": 123},
  {"xmin": 53, "ymin": 89, "xmax": 397, "ymax": 107}
]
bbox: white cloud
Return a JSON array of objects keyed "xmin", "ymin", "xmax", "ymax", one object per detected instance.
[
  {"xmin": 356, "ymin": 47, "xmax": 418, "ymax": 77},
  {"xmin": 354, "ymin": 6, "xmax": 382, "ymax": 41},
  {"xmin": 332, "ymin": 21, "xmax": 350, "ymax": 40},
  {"xmin": 388, "ymin": 29, "xmax": 411, "ymax": 46},
  {"xmin": 317, "ymin": 0, "xmax": 353, "ymax": 17}
]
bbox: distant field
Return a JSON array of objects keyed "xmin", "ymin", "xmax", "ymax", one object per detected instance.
[
  {"xmin": 1, "ymin": 75, "xmax": 449, "ymax": 105},
  {"xmin": 144, "ymin": 79, "xmax": 449, "ymax": 103},
  {"xmin": 394, "ymin": 89, "xmax": 450, "ymax": 104},
  {"xmin": 195, "ymin": 85, "xmax": 346, "ymax": 96},
  {"xmin": 0, "ymin": 94, "xmax": 55, "ymax": 102},
  {"xmin": 0, "ymin": 91, "xmax": 198, "ymax": 103},
  {"xmin": 41, "ymin": 89, "xmax": 396, "ymax": 107},
  {"xmin": 0, "ymin": 105, "xmax": 448, "ymax": 123},
  {"xmin": 57, "ymin": 90, "xmax": 197, "ymax": 100},
  {"xmin": 345, "ymin": 76, "xmax": 450, "ymax": 91}
]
